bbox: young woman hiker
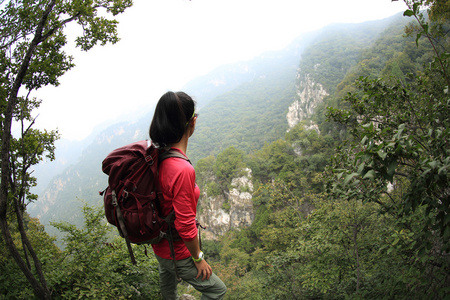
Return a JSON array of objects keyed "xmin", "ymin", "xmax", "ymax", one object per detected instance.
[{"xmin": 149, "ymin": 91, "xmax": 227, "ymax": 300}]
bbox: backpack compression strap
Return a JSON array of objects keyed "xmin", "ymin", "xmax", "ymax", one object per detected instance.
[{"xmin": 112, "ymin": 190, "xmax": 137, "ymax": 264}]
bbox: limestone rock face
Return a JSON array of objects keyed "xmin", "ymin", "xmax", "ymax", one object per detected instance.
[
  {"xmin": 198, "ymin": 169, "xmax": 254, "ymax": 240},
  {"xmin": 287, "ymin": 73, "xmax": 328, "ymax": 130},
  {"xmin": 198, "ymin": 193, "xmax": 230, "ymax": 240},
  {"xmin": 228, "ymin": 170, "xmax": 254, "ymax": 229}
]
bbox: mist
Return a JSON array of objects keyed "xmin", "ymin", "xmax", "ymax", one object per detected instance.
[{"xmin": 33, "ymin": 0, "xmax": 406, "ymax": 141}]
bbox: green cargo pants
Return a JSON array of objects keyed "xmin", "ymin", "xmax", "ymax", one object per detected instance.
[{"xmin": 155, "ymin": 255, "xmax": 227, "ymax": 300}]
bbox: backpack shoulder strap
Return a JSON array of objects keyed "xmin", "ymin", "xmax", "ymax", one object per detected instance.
[{"xmin": 159, "ymin": 149, "xmax": 192, "ymax": 165}]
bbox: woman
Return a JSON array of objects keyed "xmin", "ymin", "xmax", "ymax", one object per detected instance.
[{"xmin": 149, "ymin": 91, "xmax": 227, "ymax": 300}]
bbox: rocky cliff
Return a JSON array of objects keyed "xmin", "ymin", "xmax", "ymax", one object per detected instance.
[
  {"xmin": 198, "ymin": 168, "xmax": 254, "ymax": 240},
  {"xmin": 198, "ymin": 71, "xmax": 329, "ymax": 240},
  {"xmin": 286, "ymin": 71, "xmax": 328, "ymax": 130}
]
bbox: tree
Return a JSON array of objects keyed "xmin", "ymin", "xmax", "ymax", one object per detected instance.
[
  {"xmin": 326, "ymin": 0, "xmax": 449, "ymax": 296},
  {"xmin": 213, "ymin": 146, "xmax": 246, "ymax": 190},
  {"xmin": 329, "ymin": 0, "xmax": 449, "ymax": 241},
  {"xmin": 0, "ymin": 1, "xmax": 132, "ymax": 298}
]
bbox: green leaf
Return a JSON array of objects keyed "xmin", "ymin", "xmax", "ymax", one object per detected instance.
[
  {"xmin": 428, "ymin": 161, "xmax": 438, "ymax": 169},
  {"xmin": 413, "ymin": 2, "xmax": 420, "ymax": 14},
  {"xmin": 386, "ymin": 160, "xmax": 397, "ymax": 182},
  {"xmin": 416, "ymin": 32, "xmax": 422, "ymax": 47},
  {"xmin": 403, "ymin": 9, "xmax": 414, "ymax": 17},
  {"xmin": 438, "ymin": 166, "xmax": 447, "ymax": 175},
  {"xmin": 377, "ymin": 150, "xmax": 387, "ymax": 160},
  {"xmin": 420, "ymin": 255, "xmax": 429, "ymax": 263},
  {"xmin": 343, "ymin": 173, "xmax": 359, "ymax": 186},
  {"xmin": 363, "ymin": 169, "xmax": 375, "ymax": 180},
  {"xmin": 387, "ymin": 142, "xmax": 396, "ymax": 148},
  {"xmin": 357, "ymin": 162, "xmax": 365, "ymax": 174},
  {"xmin": 361, "ymin": 135, "xmax": 368, "ymax": 145}
]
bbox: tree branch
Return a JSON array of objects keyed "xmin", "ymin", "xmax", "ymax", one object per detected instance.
[
  {"xmin": 41, "ymin": 12, "xmax": 82, "ymax": 42},
  {"xmin": 405, "ymin": 0, "xmax": 450, "ymax": 86}
]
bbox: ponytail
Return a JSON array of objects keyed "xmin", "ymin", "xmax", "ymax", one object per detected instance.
[{"xmin": 149, "ymin": 91, "xmax": 195, "ymax": 148}]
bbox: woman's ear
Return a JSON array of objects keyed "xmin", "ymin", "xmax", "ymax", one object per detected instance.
[{"xmin": 188, "ymin": 116, "xmax": 197, "ymax": 136}]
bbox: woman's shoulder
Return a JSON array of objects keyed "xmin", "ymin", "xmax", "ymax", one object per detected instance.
[
  {"xmin": 163, "ymin": 156, "xmax": 192, "ymax": 169},
  {"xmin": 160, "ymin": 149, "xmax": 193, "ymax": 174},
  {"xmin": 160, "ymin": 155, "xmax": 195, "ymax": 189}
]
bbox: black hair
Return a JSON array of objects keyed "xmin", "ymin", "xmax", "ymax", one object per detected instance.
[{"xmin": 149, "ymin": 91, "xmax": 195, "ymax": 148}]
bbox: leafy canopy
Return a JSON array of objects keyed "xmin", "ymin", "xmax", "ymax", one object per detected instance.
[{"xmin": 0, "ymin": 1, "xmax": 133, "ymax": 298}]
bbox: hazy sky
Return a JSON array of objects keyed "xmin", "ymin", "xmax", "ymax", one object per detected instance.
[{"xmin": 34, "ymin": 0, "xmax": 407, "ymax": 141}]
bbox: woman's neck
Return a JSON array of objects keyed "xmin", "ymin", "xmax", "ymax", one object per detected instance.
[
  {"xmin": 170, "ymin": 133, "xmax": 189, "ymax": 154},
  {"xmin": 170, "ymin": 119, "xmax": 195, "ymax": 154}
]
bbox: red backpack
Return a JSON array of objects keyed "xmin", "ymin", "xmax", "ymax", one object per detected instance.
[{"xmin": 100, "ymin": 140, "xmax": 188, "ymax": 264}]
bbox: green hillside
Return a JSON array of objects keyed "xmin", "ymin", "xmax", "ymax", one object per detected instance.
[
  {"xmin": 190, "ymin": 9, "xmax": 449, "ymax": 300},
  {"xmin": 30, "ymin": 12, "xmax": 412, "ymax": 245},
  {"xmin": 7, "ymin": 6, "xmax": 449, "ymax": 299},
  {"xmin": 188, "ymin": 15, "xmax": 408, "ymax": 164},
  {"xmin": 188, "ymin": 60, "xmax": 298, "ymax": 163}
]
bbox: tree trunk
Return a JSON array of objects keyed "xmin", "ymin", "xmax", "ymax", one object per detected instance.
[
  {"xmin": 0, "ymin": 219, "xmax": 51, "ymax": 299},
  {"xmin": 0, "ymin": 1, "xmax": 56, "ymax": 299},
  {"xmin": 15, "ymin": 195, "xmax": 50, "ymax": 294}
]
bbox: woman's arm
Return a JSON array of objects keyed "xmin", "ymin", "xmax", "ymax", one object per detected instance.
[{"xmin": 184, "ymin": 235, "xmax": 212, "ymax": 280}]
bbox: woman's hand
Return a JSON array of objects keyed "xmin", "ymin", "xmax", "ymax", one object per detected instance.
[
  {"xmin": 194, "ymin": 259, "xmax": 213, "ymax": 280},
  {"xmin": 184, "ymin": 235, "xmax": 212, "ymax": 280}
]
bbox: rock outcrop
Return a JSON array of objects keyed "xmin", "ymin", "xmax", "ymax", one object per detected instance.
[
  {"xmin": 287, "ymin": 72, "xmax": 328, "ymax": 130},
  {"xmin": 198, "ymin": 168, "xmax": 254, "ymax": 240}
]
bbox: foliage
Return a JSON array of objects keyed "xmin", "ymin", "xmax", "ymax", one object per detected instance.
[
  {"xmin": 50, "ymin": 203, "xmax": 161, "ymax": 299},
  {"xmin": 0, "ymin": 213, "xmax": 61, "ymax": 299},
  {"xmin": 195, "ymin": 147, "xmax": 248, "ymax": 199},
  {"xmin": 257, "ymin": 193, "xmax": 449, "ymax": 299},
  {"xmin": 190, "ymin": 1, "xmax": 450, "ymax": 299},
  {"xmin": 214, "ymin": 147, "xmax": 246, "ymax": 187},
  {"xmin": 324, "ymin": 0, "xmax": 450, "ymax": 297},
  {"xmin": 0, "ymin": 204, "xmax": 162, "ymax": 299},
  {"xmin": 0, "ymin": 0, "xmax": 132, "ymax": 298},
  {"xmin": 325, "ymin": 76, "xmax": 450, "ymax": 298},
  {"xmin": 9, "ymin": 96, "xmax": 59, "ymax": 205},
  {"xmin": 194, "ymin": 121, "xmax": 335, "ymax": 298}
]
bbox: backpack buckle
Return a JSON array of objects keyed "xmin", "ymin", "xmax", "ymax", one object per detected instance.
[
  {"xmin": 112, "ymin": 190, "xmax": 118, "ymax": 206},
  {"xmin": 145, "ymin": 155, "xmax": 154, "ymax": 165}
]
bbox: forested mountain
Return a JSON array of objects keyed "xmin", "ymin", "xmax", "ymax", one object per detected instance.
[
  {"xmin": 7, "ymin": 5, "xmax": 449, "ymax": 299},
  {"xmin": 28, "ymin": 14, "xmax": 405, "ymax": 231}
]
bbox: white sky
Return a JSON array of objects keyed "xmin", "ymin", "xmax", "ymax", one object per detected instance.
[{"xmin": 34, "ymin": 0, "xmax": 407, "ymax": 141}]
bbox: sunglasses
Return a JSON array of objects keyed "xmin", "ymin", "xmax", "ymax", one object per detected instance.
[{"xmin": 185, "ymin": 112, "xmax": 199, "ymax": 127}]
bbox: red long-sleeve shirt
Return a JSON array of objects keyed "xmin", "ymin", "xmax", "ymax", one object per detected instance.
[{"xmin": 151, "ymin": 148, "xmax": 200, "ymax": 260}]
